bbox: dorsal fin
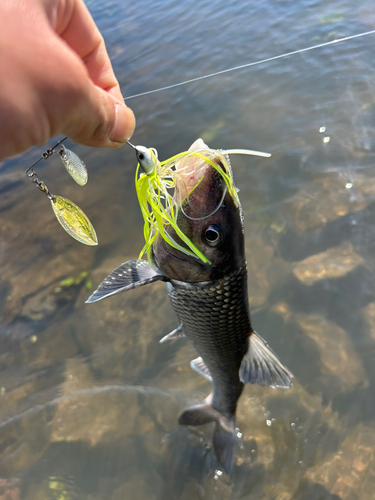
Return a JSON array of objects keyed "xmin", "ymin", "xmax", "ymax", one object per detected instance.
[{"xmin": 86, "ymin": 259, "xmax": 167, "ymax": 303}]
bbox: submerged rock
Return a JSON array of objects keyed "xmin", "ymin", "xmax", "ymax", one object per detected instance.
[
  {"xmin": 305, "ymin": 423, "xmax": 375, "ymax": 500},
  {"xmin": 287, "ymin": 172, "xmax": 375, "ymax": 233},
  {"xmin": 361, "ymin": 302, "xmax": 375, "ymax": 341},
  {"xmin": 0, "ymin": 384, "xmax": 185, "ymax": 477},
  {"xmin": 292, "ymin": 242, "xmax": 364, "ymax": 286},
  {"xmin": 245, "ymin": 232, "xmax": 291, "ymax": 308},
  {"xmin": 2, "ymin": 247, "xmax": 94, "ymax": 324},
  {"xmin": 0, "ymin": 478, "xmax": 20, "ymax": 500},
  {"xmin": 270, "ymin": 302, "xmax": 367, "ymax": 397},
  {"xmin": 297, "ymin": 314, "xmax": 367, "ymax": 393}
]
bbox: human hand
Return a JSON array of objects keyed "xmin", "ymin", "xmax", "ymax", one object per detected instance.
[{"xmin": 0, "ymin": 0, "xmax": 135, "ymax": 161}]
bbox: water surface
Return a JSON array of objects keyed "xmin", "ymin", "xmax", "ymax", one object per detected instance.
[{"xmin": 1, "ymin": 0, "xmax": 375, "ymax": 498}]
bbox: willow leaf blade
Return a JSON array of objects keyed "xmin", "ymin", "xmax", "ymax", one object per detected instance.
[{"xmin": 51, "ymin": 196, "xmax": 98, "ymax": 246}]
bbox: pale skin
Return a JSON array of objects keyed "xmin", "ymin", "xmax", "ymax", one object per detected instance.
[{"xmin": 0, "ymin": 0, "xmax": 135, "ymax": 161}]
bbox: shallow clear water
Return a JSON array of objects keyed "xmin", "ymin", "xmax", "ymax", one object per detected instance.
[{"xmin": 1, "ymin": 0, "xmax": 375, "ymax": 498}]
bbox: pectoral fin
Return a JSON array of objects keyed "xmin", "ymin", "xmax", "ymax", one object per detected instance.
[
  {"xmin": 239, "ymin": 332, "xmax": 293, "ymax": 389},
  {"xmin": 190, "ymin": 357, "xmax": 212, "ymax": 382},
  {"xmin": 159, "ymin": 325, "xmax": 186, "ymax": 343},
  {"xmin": 86, "ymin": 259, "xmax": 167, "ymax": 303}
]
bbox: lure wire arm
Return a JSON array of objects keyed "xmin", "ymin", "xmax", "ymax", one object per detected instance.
[
  {"xmin": 26, "ymin": 168, "xmax": 54, "ymax": 200},
  {"xmin": 25, "ymin": 136, "xmax": 68, "ymax": 175},
  {"xmin": 25, "ymin": 136, "xmax": 68, "ymax": 200}
]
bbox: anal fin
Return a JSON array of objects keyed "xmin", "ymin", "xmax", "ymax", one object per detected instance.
[
  {"xmin": 159, "ymin": 325, "xmax": 186, "ymax": 343},
  {"xmin": 191, "ymin": 357, "xmax": 212, "ymax": 382},
  {"xmin": 239, "ymin": 331, "xmax": 293, "ymax": 388}
]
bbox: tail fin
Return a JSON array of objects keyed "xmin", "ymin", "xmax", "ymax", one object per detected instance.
[
  {"xmin": 178, "ymin": 403, "xmax": 236, "ymax": 474},
  {"xmin": 213, "ymin": 416, "xmax": 236, "ymax": 474}
]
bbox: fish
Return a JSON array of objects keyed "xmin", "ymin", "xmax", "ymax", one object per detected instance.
[{"xmin": 86, "ymin": 139, "xmax": 293, "ymax": 473}]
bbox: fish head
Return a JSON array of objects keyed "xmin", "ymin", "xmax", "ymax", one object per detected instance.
[{"xmin": 152, "ymin": 139, "xmax": 245, "ymax": 282}]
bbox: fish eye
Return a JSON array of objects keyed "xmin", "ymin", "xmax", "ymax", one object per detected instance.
[{"xmin": 204, "ymin": 225, "xmax": 222, "ymax": 246}]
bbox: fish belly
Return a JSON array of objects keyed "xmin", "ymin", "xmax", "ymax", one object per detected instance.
[{"xmin": 167, "ymin": 266, "xmax": 251, "ymax": 414}]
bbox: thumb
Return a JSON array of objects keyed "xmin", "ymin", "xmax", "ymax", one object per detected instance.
[{"xmin": 59, "ymin": 77, "xmax": 136, "ymax": 148}]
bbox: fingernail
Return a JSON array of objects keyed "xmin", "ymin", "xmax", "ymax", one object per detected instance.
[{"xmin": 111, "ymin": 103, "xmax": 135, "ymax": 143}]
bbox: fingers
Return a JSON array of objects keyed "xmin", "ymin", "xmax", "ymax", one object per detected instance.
[
  {"xmin": 47, "ymin": 0, "xmax": 135, "ymax": 146},
  {"xmin": 56, "ymin": 0, "xmax": 125, "ymax": 100},
  {"xmin": 0, "ymin": 0, "xmax": 136, "ymax": 159},
  {"xmin": 59, "ymin": 67, "xmax": 136, "ymax": 147}
]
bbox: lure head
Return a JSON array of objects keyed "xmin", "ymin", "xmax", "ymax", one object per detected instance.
[
  {"xmin": 134, "ymin": 145, "xmax": 158, "ymax": 175},
  {"xmin": 152, "ymin": 139, "xmax": 245, "ymax": 282}
]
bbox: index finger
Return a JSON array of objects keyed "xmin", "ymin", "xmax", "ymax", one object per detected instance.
[{"xmin": 49, "ymin": 0, "xmax": 125, "ymax": 104}]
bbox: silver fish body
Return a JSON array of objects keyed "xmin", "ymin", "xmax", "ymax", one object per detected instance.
[
  {"xmin": 167, "ymin": 267, "xmax": 250, "ymax": 416},
  {"xmin": 151, "ymin": 182, "xmax": 292, "ymax": 472},
  {"xmin": 86, "ymin": 143, "xmax": 293, "ymax": 473}
]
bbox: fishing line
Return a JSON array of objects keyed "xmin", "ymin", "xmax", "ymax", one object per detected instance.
[
  {"xmin": 25, "ymin": 29, "xmax": 375, "ymax": 249},
  {"xmin": 125, "ymin": 29, "xmax": 375, "ymax": 100}
]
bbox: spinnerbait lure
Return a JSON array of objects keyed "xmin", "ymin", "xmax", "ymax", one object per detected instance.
[{"xmin": 25, "ymin": 138, "xmax": 97, "ymax": 246}]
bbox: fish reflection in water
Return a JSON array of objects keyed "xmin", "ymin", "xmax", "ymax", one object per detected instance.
[{"xmin": 87, "ymin": 139, "xmax": 293, "ymax": 473}]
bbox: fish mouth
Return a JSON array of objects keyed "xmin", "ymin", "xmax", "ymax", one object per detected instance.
[
  {"xmin": 152, "ymin": 139, "xmax": 241, "ymax": 282},
  {"xmin": 154, "ymin": 160, "xmax": 227, "ymax": 277},
  {"xmin": 174, "ymin": 139, "xmax": 228, "ymax": 221}
]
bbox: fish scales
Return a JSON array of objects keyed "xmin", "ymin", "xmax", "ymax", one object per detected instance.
[
  {"xmin": 168, "ymin": 267, "xmax": 251, "ymax": 413},
  {"xmin": 86, "ymin": 139, "xmax": 293, "ymax": 473}
]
